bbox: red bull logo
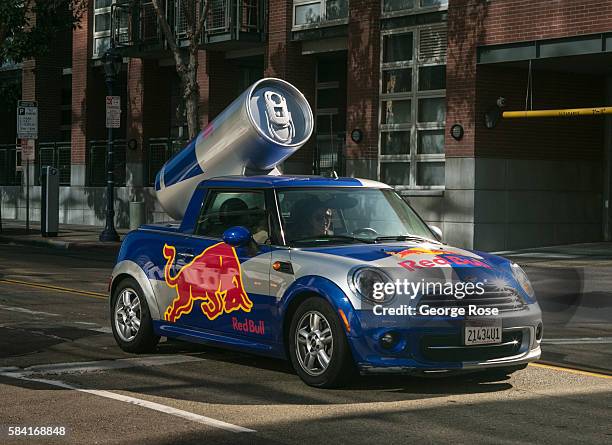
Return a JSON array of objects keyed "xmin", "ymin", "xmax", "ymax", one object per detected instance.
[
  {"xmin": 386, "ymin": 248, "xmax": 491, "ymax": 272},
  {"xmin": 387, "ymin": 247, "xmax": 449, "ymax": 258},
  {"xmin": 163, "ymin": 242, "xmax": 253, "ymax": 322}
]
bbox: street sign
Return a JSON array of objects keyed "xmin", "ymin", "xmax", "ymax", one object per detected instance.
[
  {"xmin": 21, "ymin": 139, "xmax": 35, "ymax": 161},
  {"xmin": 106, "ymin": 96, "xmax": 121, "ymax": 129},
  {"xmin": 17, "ymin": 100, "xmax": 38, "ymax": 139}
]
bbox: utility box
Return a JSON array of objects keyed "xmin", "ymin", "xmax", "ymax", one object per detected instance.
[
  {"xmin": 129, "ymin": 201, "xmax": 145, "ymax": 230},
  {"xmin": 41, "ymin": 166, "xmax": 59, "ymax": 237}
]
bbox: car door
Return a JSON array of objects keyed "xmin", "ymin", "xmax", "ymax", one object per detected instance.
[{"xmin": 163, "ymin": 188, "xmax": 274, "ymax": 342}]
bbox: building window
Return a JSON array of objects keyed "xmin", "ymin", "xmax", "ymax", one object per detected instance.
[
  {"xmin": 93, "ymin": 0, "xmax": 128, "ymax": 57},
  {"xmin": 382, "ymin": 0, "xmax": 448, "ymax": 15},
  {"xmin": 292, "ymin": 0, "xmax": 349, "ymax": 29},
  {"xmin": 379, "ymin": 23, "xmax": 447, "ymax": 189},
  {"xmin": 93, "ymin": 0, "xmax": 113, "ymax": 58}
]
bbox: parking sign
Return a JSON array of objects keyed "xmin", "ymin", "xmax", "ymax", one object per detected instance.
[
  {"xmin": 106, "ymin": 96, "xmax": 121, "ymax": 129},
  {"xmin": 17, "ymin": 100, "xmax": 38, "ymax": 139}
]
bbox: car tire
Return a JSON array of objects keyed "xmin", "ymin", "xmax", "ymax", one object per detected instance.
[
  {"xmin": 111, "ymin": 278, "xmax": 160, "ymax": 353},
  {"xmin": 288, "ymin": 297, "xmax": 355, "ymax": 388}
]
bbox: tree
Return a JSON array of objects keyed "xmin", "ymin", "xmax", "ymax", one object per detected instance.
[
  {"xmin": 0, "ymin": 0, "xmax": 85, "ymax": 65},
  {"xmin": 150, "ymin": 0, "xmax": 209, "ymax": 139}
]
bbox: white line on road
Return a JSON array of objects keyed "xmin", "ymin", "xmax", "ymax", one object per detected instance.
[
  {"xmin": 543, "ymin": 337, "xmax": 612, "ymax": 345},
  {"xmin": 0, "ymin": 304, "xmax": 60, "ymax": 317},
  {"xmin": 0, "ymin": 373, "xmax": 255, "ymax": 433},
  {"xmin": 73, "ymin": 322, "xmax": 113, "ymax": 334},
  {"xmin": 9, "ymin": 355, "xmax": 203, "ymax": 376}
]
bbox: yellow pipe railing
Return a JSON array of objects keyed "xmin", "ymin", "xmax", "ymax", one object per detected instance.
[{"xmin": 503, "ymin": 107, "xmax": 612, "ymax": 119}]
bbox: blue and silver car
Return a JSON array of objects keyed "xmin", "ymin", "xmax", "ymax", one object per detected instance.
[{"xmin": 109, "ymin": 175, "xmax": 542, "ymax": 387}]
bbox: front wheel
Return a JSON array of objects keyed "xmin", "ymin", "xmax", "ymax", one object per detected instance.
[
  {"xmin": 111, "ymin": 278, "xmax": 160, "ymax": 353},
  {"xmin": 288, "ymin": 297, "xmax": 355, "ymax": 388}
]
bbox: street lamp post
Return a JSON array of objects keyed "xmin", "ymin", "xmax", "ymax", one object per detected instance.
[{"xmin": 99, "ymin": 47, "xmax": 122, "ymax": 242}]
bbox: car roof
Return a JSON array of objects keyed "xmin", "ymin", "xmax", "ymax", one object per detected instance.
[{"xmin": 198, "ymin": 175, "xmax": 392, "ymax": 189}]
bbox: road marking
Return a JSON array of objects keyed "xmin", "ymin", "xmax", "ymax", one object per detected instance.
[
  {"xmin": 12, "ymin": 355, "xmax": 202, "ymax": 376},
  {"xmin": 543, "ymin": 337, "xmax": 612, "ymax": 345},
  {"xmin": 0, "ymin": 278, "xmax": 107, "ymax": 299},
  {"xmin": 530, "ymin": 363, "xmax": 612, "ymax": 379},
  {"xmin": 0, "ymin": 373, "xmax": 255, "ymax": 433},
  {"xmin": 0, "ymin": 303, "xmax": 60, "ymax": 317},
  {"xmin": 74, "ymin": 322, "xmax": 113, "ymax": 334}
]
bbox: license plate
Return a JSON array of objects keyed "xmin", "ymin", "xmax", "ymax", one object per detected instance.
[{"xmin": 464, "ymin": 319, "xmax": 502, "ymax": 345}]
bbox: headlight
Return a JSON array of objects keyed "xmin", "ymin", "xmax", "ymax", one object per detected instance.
[
  {"xmin": 349, "ymin": 267, "xmax": 396, "ymax": 304},
  {"xmin": 511, "ymin": 263, "xmax": 535, "ymax": 299}
]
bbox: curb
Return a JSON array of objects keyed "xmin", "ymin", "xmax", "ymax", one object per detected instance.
[{"xmin": 0, "ymin": 235, "xmax": 121, "ymax": 252}]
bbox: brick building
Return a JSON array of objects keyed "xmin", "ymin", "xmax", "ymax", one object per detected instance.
[{"xmin": 1, "ymin": 0, "xmax": 611, "ymax": 250}]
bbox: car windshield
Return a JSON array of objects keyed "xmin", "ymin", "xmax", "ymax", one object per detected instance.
[{"xmin": 277, "ymin": 187, "xmax": 434, "ymax": 246}]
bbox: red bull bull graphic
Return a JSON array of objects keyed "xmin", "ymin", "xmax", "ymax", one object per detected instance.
[
  {"xmin": 386, "ymin": 247, "xmax": 492, "ymax": 272},
  {"xmin": 163, "ymin": 242, "xmax": 253, "ymax": 322}
]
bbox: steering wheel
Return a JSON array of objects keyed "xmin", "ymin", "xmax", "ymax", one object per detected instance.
[{"xmin": 352, "ymin": 227, "xmax": 379, "ymax": 237}]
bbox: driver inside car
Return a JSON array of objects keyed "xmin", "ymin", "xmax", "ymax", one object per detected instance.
[{"xmin": 289, "ymin": 196, "xmax": 333, "ymax": 241}]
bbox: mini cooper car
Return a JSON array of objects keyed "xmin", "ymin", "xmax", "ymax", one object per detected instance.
[{"xmin": 110, "ymin": 175, "xmax": 542, "ymax": 387}]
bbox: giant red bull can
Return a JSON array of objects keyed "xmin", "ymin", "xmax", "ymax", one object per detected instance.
[{"xmin": 155, "ymin": 78, "xmax": 314, "ymax": 220}]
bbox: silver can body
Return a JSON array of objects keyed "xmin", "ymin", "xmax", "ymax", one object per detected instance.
[{"xmin": 155, "ymin": 78, "xmax": 314, "ymax": 220}]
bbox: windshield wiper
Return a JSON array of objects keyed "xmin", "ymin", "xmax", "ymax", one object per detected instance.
[
  {"xmin": 373, "ymin": 235, "xmax": 432, "ymax": 243},
  {"xmin": 291, "ymin": 235, "xmax": 375, "ymax": 244}
]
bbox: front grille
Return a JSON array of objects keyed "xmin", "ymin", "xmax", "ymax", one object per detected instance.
[
  {"xmin": 421, "ymin": 331, "xmax": 524, "ymax": 362},
  {"xmin": 417, "ymin": 285, "xmax": 526, "ymax": 313}
]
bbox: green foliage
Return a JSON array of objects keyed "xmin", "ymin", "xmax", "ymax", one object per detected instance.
[
  {"xmin": 0, "ymin": 74, "xmax": 21, "ymax": 110},
  {"xmin": 0, "ymin": 0, "xmax": 85, "ymax": 64}
]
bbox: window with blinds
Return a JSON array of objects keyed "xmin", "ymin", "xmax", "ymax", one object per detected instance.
[
  {"xmin": 382, "ymin": 0, "xmax": 448, "ymax": 15},
  {"xmin": 379, "ymin": 23, "xmax": 447, "ymax": 189}
]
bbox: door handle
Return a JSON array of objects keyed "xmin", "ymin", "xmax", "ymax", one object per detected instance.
[{"xmin": 177, "ymin": 251, "xmax": 195, "ymax": 260}]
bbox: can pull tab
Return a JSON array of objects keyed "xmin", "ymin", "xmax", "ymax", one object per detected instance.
[{"xmin": 264, "ymin": 91, "xmax": 295, "ymax": 143}]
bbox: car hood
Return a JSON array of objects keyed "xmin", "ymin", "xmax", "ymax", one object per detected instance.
[
  {"xmin": 290, "ymin": 241, "xmax": 526, "ymax": 307},
  {"xmin": 300, "ymin": 241, "xmax": 510, "ymax": 268}
]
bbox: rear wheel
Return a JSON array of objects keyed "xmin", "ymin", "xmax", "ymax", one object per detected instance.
[
  {"xmin": 288, "ymin": 297, "xmax": 355, "ymax": 388},
  {"xmin": 111, "ymin": 278, "xmax": 160, "ymax": 353}
]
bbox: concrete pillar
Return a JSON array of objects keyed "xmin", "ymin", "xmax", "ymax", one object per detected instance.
[
  {"xmin": 126, "ymin": 58, "xmax": 145, "ymax": 188},
  {"xmin": 603, "ymin": 77, "xmax": 612, "ymax": 241},
  {"xmin": 345, "ymin": 0, "xmax": 380, "ymax": 180},
  {"xmin": 70, "ymin": 2, "xmax": 93, "ymax": 186}
]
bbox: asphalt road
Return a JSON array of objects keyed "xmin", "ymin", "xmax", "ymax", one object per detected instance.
[{"xmin": 0, "ymin": 244, "xmax": 610, "ymax": 444}]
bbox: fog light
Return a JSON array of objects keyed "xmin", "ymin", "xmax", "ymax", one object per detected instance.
[
  {"xmin": 380, "ymin": 332, "xmax": 398, "ymax": 350},
  {"xmin": 535, "ymin": 323, "xmax": 543, "ymax": 342}
]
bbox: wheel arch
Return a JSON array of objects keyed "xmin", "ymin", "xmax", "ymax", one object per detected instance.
[
  {"xmin": 110, "ymin": 260, "xmax": 161, "ymax": 320},
  {"xmin": 279, "ymin": 275, "xmax": 356, "ymax": 358}
]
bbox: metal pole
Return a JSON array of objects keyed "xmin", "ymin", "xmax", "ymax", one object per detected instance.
[
  {"xmin": 99, "ymin": 71, "xmax": 119, "ymax": 242},
  {"xmin": 503, "ymin": 106, "xmax": 612, "ymax": 119}
]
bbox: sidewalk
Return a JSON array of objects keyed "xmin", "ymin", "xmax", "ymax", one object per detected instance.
[
  {"xmin": 0, "ymin": 220, "xmax": 128, "ymax": 252},
  {"xmin": 493, "ymin": 242, "xmax": 612, "ymax": 267}
]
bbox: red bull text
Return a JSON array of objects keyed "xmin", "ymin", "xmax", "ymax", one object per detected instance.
[{"xmin": 387, "ymin": 248, "xmax": 491, "ymax": 272}]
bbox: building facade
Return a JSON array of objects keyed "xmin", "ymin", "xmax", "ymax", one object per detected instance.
[{"xmin": 1, "ymin": 0, "xmax": 611, "ymax": 250}]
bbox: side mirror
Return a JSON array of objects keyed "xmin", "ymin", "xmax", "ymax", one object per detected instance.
[
  {"xmin": 429, "ymin": 225, "xmax": 443, "ymax": 242},
  {"xmin": 222, "ymin": 226, "xmax": 252, "ymax": 247}
]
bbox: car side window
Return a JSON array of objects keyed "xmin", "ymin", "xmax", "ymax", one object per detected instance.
[{"xmin": 196, "ymin": 190, "xmax": 270, "ymax": 244}]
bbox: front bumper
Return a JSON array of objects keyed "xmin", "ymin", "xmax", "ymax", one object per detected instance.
[{"xmin": 347, "ymin": 305, "xmax": 542, "ymax": 374}]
